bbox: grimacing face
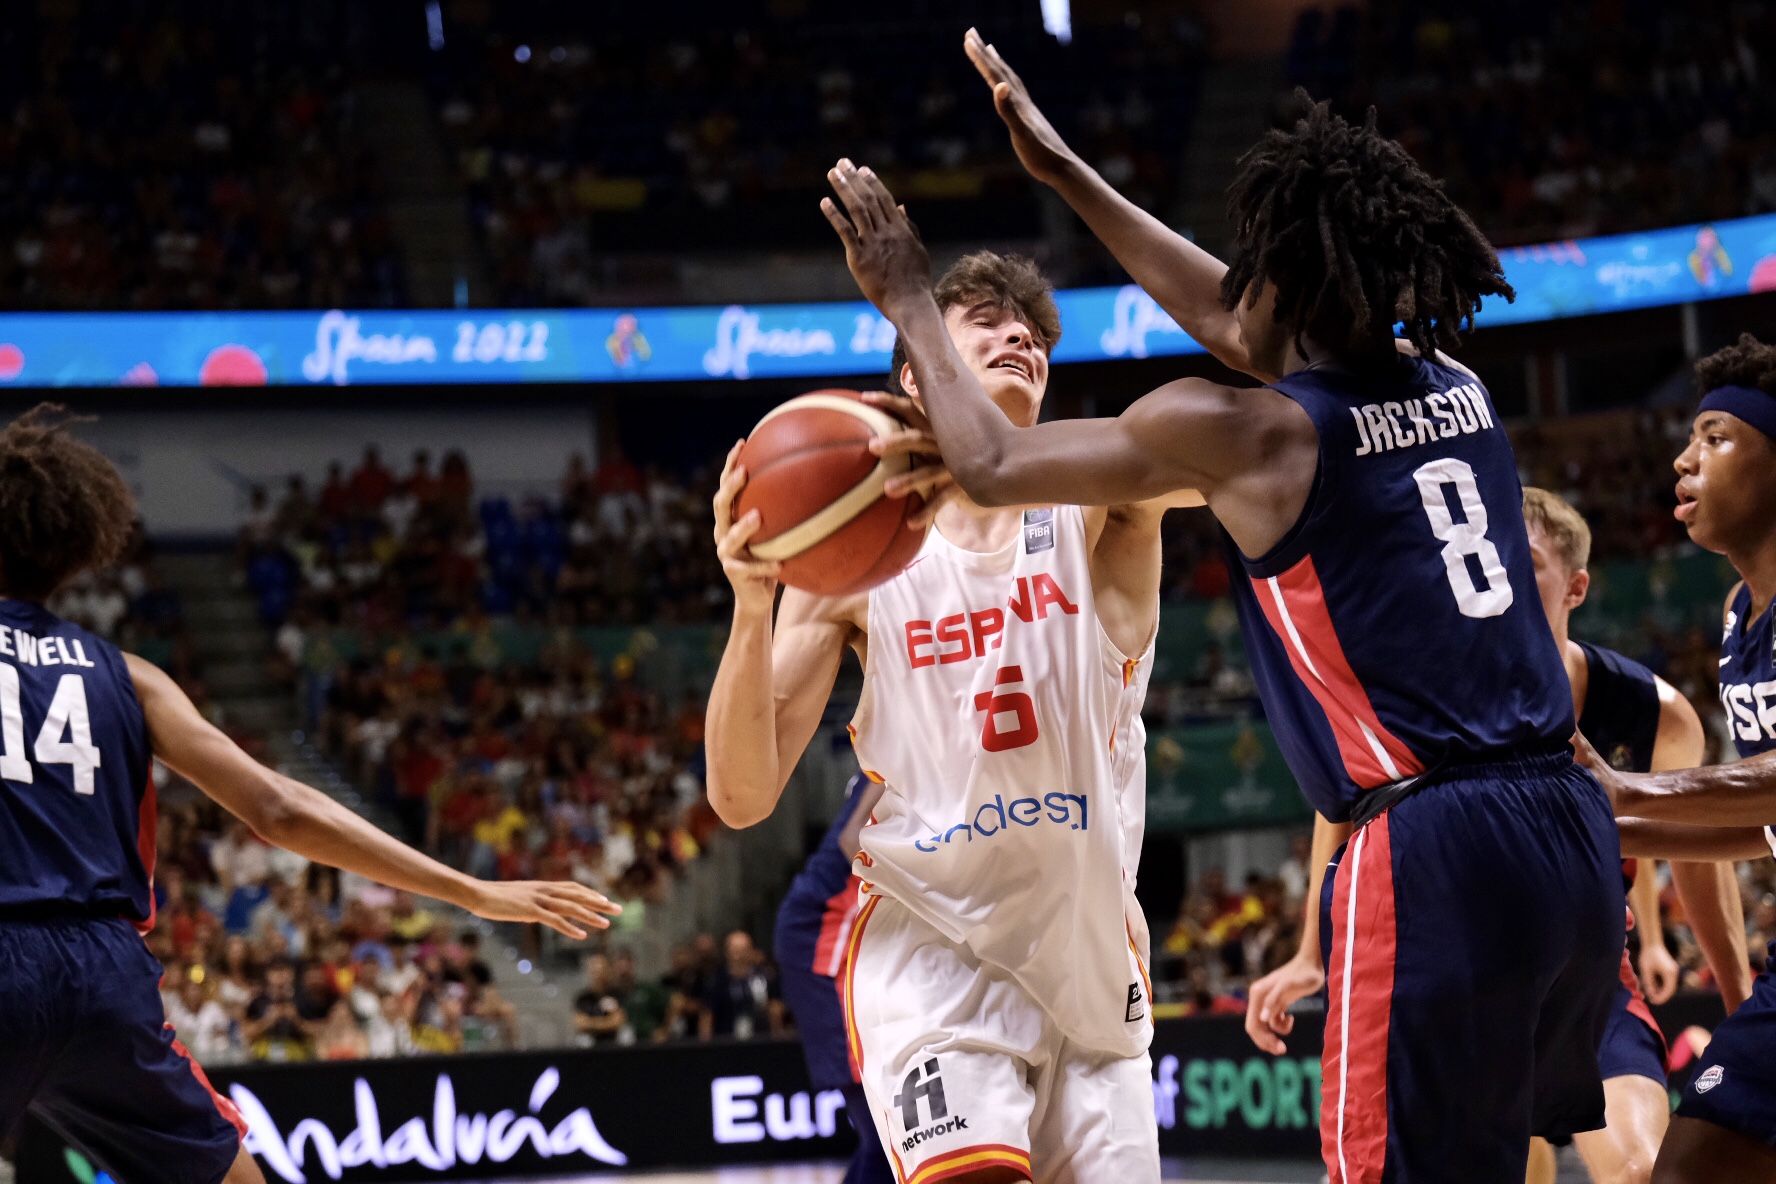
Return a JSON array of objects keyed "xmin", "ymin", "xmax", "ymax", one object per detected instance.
[
  {"xmin": 1674, "ymin": 410, "xmax": 1776, "ymax": 556},
  {"xmin": 900, "ymin": 301, "xmax": 1050, "ymax": 427}
]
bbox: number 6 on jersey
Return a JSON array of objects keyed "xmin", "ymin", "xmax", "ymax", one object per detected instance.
[{"xmin": 975, "ymin": 665, "xmax": 1040, "ymax": 752}]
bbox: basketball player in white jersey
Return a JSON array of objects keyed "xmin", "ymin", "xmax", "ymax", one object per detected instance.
[{"xmin": 705, "ymin": 251, "xmax": 1201, "ymax": 1184}]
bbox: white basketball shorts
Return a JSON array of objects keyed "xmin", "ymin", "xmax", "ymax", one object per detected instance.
[{"xmin": 840, "ymin": 894, "xmax": 1160, "ymax": 1183}]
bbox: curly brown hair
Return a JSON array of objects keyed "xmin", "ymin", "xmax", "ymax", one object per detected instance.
[
  {"xmin": 1696, "ymin": 332, "xmax": 1776, "ymax": 394},
  {"xmin": 0, "ymin": 404, "xmax": 136, "ymax": 601},
  {"xmin": 888, "ymin": 251, "xmax": 1061, "ymax": 395}
]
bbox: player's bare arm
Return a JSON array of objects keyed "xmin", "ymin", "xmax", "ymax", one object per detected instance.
[
  {"xmin": 962, "ymin": 29, "xmax": 1262, "ymax": 380},
  {"xmin": 705, "ymin": 441, "xmax": 881, "ymax": 828},
  {"xmin": 1584, "ymin": 732, "xmax": 1776, "ymax": 826},
  {"xmin": 1246, "ymin": 812, "xmax": 1350, "ymax": 1056},
  {"xmin": 1650, "ymin": 674, "xmax": 1754, "ymax": 1010},
  {"xmin": 863, "ymin": 388, "xmax": 1205, "ymax": 657},
  {"xmin": 822, "ymin": 161, "xmax": 1313, "ymax": 556},
  {"xmin": 126, "ymin": 654, "xmax": 618, "ymax": 939}
]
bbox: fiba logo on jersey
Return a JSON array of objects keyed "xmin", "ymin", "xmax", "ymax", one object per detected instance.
[{"xmin": 1022, "ymin": 508, "xmax": 1055, "ymax": 554}]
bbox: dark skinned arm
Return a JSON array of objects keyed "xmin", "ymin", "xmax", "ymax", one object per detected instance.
[
  {"xmin": 1646, "ymin": 675, "xmax": 1752, "ymax": 1011},
  {"xmin": 1578, "ymin": 728, "xmax": 1776, "ymax": 825},
  {"xmin": 1616, "ymin": 817, "xmax": 1771, "ymax": 861},
  {"xmin": 961, "ymin": 29, "xmax": 1261, "ymax": 379},
  {"xmin": 1608, "ymin": 755, "xmax": 1776, "ymax": 826}
]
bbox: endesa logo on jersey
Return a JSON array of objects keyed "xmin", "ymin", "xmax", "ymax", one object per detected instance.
[
  {"xmin": 912, "ymin": 790, "xmax": 1089, "ymax": 853},
  {"xmin": 903, "ymin": 573, "xmax": 1079, "ymax": 669}
]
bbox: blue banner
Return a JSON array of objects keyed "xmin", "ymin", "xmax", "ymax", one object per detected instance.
[{"xmin": 2, "ymin": 214, "xmax": 1774, "ymax": 388}]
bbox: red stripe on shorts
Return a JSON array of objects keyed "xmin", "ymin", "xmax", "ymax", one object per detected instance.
[
  {"xmin": 1321, "ymin": 815, "xmax": 1397, "ymax": 1184},
  {"xmin": 170, "ymin": 1032, "xmax": 248, "ymax": 1139}
]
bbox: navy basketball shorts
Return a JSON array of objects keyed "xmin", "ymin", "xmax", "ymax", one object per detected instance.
[
  {"xmin": 1674, "ymin": 945, "xmax": 1776, "ymax": 1149},
  {"xmin": 773, "ymin": 937, "xmax": 894, "ymax": 1184},
  {"xmin": 1317, "ymin": 752, "xmax": 1624, "ymax": 1184},
  {"xmin": 0, "ymin": 915, "xmax": 246, "ymax": 1184},
  {"xmin": 1598, "ymin": 948, "xmax": 1667, "ymax": 1085}
]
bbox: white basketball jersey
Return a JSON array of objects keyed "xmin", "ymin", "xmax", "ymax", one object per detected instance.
[{"xmin": 850, "ymin": 504, "xmax": 1155, "ymax": 1057}]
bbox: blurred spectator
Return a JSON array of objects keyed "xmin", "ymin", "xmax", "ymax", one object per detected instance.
[
  {"xmin": 573, "ymin": 952, "xmax": 628, "ymax": 1046},
  {"xmin": 612, "ymin": 947, "xmax": 669, "ymax": 1043},
  {"xmin": 700, "ymin": 929, "xmax": 784, "ymax": 1040},
  {"xmin": 243, "ymin": 962, "xmax": 316, "ymax": 1061},
  {"xmin": 165, "ymin": 973, "xmax": 234, "ymax": 1064}
]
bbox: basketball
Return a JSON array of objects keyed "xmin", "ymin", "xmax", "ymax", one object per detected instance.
[{"xmin": 734, "ymin": 389, "xmax": 929, "ymax": 597}]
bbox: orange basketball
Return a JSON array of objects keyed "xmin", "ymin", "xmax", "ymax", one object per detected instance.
[{"xmin": 734, "ymin": 389, "xmax": 930, "ymax": 597}]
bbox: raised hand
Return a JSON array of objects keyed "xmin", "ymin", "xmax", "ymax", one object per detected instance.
[
  {"xmin": 821, "ymin": 159, "xmax": 931, "ymax": 319},
  {"xmin": 468, "ymin": 879, "xmax": 621, "ymax": 940},
  {"xmin": 863, "ymin": 391, "xmax": 959, "ymax": 528},
  {"xmin": 964, "ymin": 27, "xmax": 1081, "ymax": 186},
  {"xmin": 712, "ymin": 440, "xmax": 783, "ymax": 614}
]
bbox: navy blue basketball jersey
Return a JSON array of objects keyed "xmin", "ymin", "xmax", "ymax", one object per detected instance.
[
  {"xmin": 0, "ymin": 600, "xmax": 154, "ymax": 925},
  {"xmin": 1719, "ymin": 582, "xmax": 1776, "ymax": 760},
  {"xmin": 776, "ymin": 773, "xmax": 873, "ymax": 976},
  {"xmin": 1576, "ymin": 641, "xmax": 1661, "ymax": 775},
  {"xmin": 1223, "ymin": 355, "xmax": 1574, "ymax": 821}
]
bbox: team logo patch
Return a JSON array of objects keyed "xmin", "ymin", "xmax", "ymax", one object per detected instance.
[
  {"xmin": 894, "ymin": 1058, "xmax": 969, "ymax": 1152},
  {"xmin": 1023, "ymin": 508, "xmax": 1055, "ymax": 554},
  {"xmin": 1126, "ymin": 982, "xmax": 1146, "ymax": 1023},
  {"xmin": 1696, "ymin": 1065, "xmax": 1725, "ymax": 1094}
]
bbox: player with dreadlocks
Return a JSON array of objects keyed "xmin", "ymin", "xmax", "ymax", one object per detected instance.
[{"xmin": 811, "ymin": 29, "xmax": 1626, "ymax": 1183}]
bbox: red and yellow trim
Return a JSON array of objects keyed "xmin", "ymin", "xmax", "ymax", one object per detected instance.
[
  {"xmin": 845, "ymin": 724, "xmax": 887, "ymax": 784},
  {"xmin": 906, "ymin": 1143, "xmax": 1033, "ymax": 1184},
  {"xmin": 840, "ymin": 893, "xmax": 883, "ymax": 1078}
]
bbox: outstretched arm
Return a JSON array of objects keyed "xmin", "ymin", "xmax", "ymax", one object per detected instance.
[
  {"xmin": 962, "ymin": 29, "xmax": 1261, "ymax": 379},
  {"xmin": 1605, "ymin": 753, "xmax": 1776, "ymax": 826},
  {"xmin": 128, "ymin": 655, "xmax": 617, "ymax": 939},
  {"xmin": 1616, "ymin": 817, "xmax": 1771, "ymax": 860},
  {"xmin": 821, "ymin": 161, "xmax": 1297, "ymax": 510}
]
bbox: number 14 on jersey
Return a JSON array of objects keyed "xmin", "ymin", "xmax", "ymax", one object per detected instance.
[{"xmin": 0, "ymin": 667, "xmax": 101, "ymax": 794}]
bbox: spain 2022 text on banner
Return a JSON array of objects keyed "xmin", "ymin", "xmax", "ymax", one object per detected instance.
[{"xmin": 1, "ymin": 214, "xmax": 1774, "ymax": 389}]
